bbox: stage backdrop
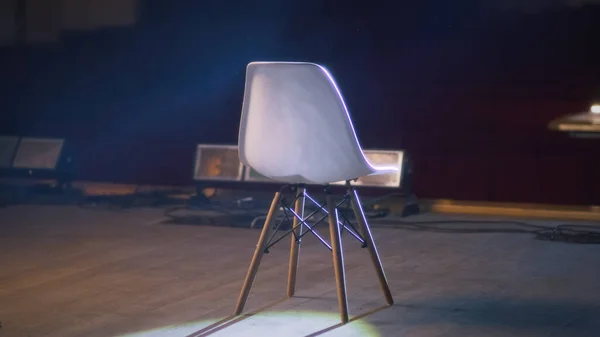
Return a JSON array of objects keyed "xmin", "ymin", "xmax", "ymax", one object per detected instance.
[{"xmin": 1, "ymin": 2, "xmax": 599, "ymax": 205}]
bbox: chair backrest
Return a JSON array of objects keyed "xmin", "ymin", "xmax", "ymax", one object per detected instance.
[{"xmin": 238, "ymin": 62, "xmax": 374, "ymax": 184}]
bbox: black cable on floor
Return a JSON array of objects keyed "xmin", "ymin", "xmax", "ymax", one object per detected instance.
[
  {"xmin": 79, "ymin": 189, "xmax": 189, "ymax": 210},
  {"xmin": 6, "ymin": 186, "xmax": 598, "ymax": 244},
  {"xmin": 534, "ymin": 224, "xmax": 600, "ymax": 244},
  {"xmin": 370, "ymin": 219, "xmax": 600, "ymax": 244}
]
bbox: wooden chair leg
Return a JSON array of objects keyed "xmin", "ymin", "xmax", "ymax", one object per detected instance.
[
  {"xmin": 287, "ymin": 187, "xmax": 306, "ymax": 297},
  {"xmin": 326, "ymin": 194, "xmax": 349, "ymax": 323},
  {"xmin": 233, "ymin": 192, "xmax": 282, "ymax": 315},
  {"xmin": 349, "ymin": 188, "xmax": 394, "ymax": 306}
]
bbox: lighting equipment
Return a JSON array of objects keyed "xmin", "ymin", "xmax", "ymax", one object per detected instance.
[
  {"xmin": 548, "ymin": 104, "xmax": 600, "ymax": 138},
  {"xmin": 190, "ymin": 144, "xmax": 417, "ymax": 220},
  {"xmin": 245, "ymin": 149, "xmax": 408, "ymax": 188},
  {"xmin": 333, "ymin": 150, "xmax": 405, "ymax": 187},
  {"xmin": 193, "ymin": 144, "xmax": 244, "ymax": 182},
  {"xmin": 0, "ymin": 137, "xmax": 73, "ymax": 196},
  {"xmin": 12, "ymin": 137, "xmax": 65, "ymax": 170},
  {"xmin": 194, "ymin": 144, "xmax": 410, "ymax": 189},
  {"xmin": 192, "ymin": 144, "xmax": 245, "ymax": 203}
]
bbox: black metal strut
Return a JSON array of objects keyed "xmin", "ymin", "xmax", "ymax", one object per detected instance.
[{"xmin": 263, "ymin": 185, "xmax": 366, "ymax": 253}]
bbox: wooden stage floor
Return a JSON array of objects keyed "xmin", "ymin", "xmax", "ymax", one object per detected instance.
[{"xmin": 0, "ymin": 205, "xmax": 599, "ymax": 337}]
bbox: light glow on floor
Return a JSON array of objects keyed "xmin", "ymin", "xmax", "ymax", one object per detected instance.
[{"xmin": 119, "ymin": 310, "xmax": 379, "ymax": 337}]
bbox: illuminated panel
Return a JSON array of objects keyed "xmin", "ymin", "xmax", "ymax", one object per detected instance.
[
  {"xmin": 244, "ymin": 149, "xmax": 405, "ymax": 187},
  {"xmin": 0, "ymin": 136, "xmax": 19, "ymax": 168},
  {"xmin": 12, "ymin": 137, "xmax": 64, "ymax": 170},
  {"xmin": 549, "ymin": 111, "xmax": 600, "ymax": 133},
  {"xmin": 193, "ymin": 144, "xmax": 244, "ymax": 181},
  {"xmin": 333, "ymin": 150, "xmax": 404, "ymax": 188}
]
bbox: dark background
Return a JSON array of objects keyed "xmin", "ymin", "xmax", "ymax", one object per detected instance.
[{"xmin": 1, "ymin": 0, "xmax": 599, "ymax": 205}]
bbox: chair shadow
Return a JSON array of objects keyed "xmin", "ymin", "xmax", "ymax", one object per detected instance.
[
  {"xmin": 185, "ymin": 298, "xmax": 288, "ymax": 337},
  {"xmin": 304, "ymin": 304, "xmax": 391, "ymax": 337},
  {"xmin": 185, "ymin": 299, "xmax": 390, "ymax": 337}
]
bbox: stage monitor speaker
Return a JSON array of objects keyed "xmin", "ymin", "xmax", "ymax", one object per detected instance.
[
  {"xmin": 12, "ymin": 137, "xmax": 65, "ymax": 170},
  {"xmin": 0, "ymin": 137, "xmax": 74, "ymax": 193},
  {"xmin": 193, "ymin": 144, "xmax": 244, "ymax": 181},
  {"xmin": 0, "ymin": 136, "xmax": 19, "ymax": 168}
]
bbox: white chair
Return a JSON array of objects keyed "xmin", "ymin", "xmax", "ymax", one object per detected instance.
[{"xmin": 234, "ymin": 61, "xmax": 396, "ymax": 323}]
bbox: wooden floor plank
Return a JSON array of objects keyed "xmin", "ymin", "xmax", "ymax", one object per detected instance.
[{"xmin": 1, "ymin": 205, "xmax": 599, "ymax": 337}]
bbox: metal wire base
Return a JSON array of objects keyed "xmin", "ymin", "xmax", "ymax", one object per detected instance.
[
  {"xmin": 263, "ymin": 185, "xmax": 366, "ymax": 253},
  {"xmin": 233, "ymin": 181, "xmax": 394, "ymax": 323}
]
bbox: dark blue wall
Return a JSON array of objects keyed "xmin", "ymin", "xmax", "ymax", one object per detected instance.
[{"xmin": 1, "ymin": 1, "xmax": 599, "ymax": 204}]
